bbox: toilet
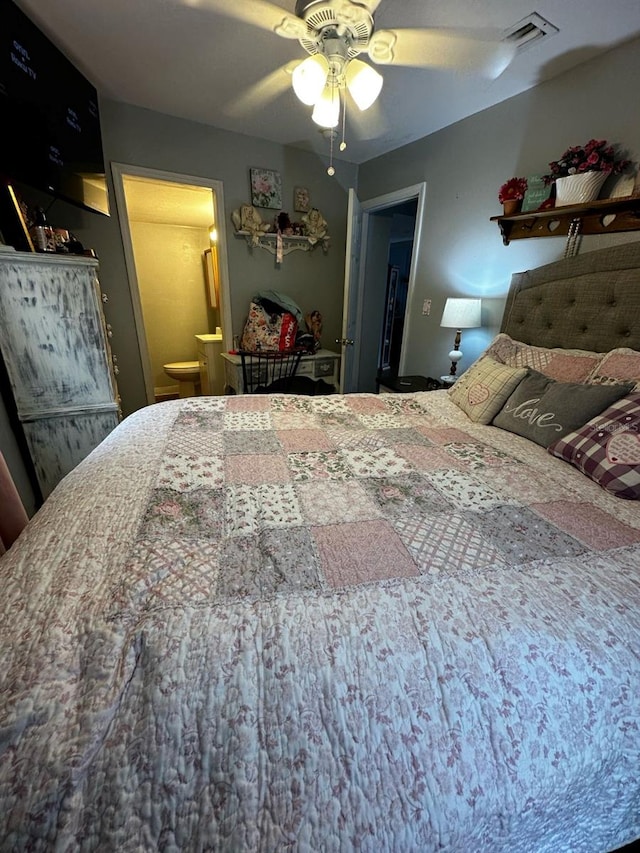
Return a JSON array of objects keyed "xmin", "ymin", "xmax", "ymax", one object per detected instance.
[{"xmin": 163, "ymin": 361, "xmax": 201, "ymax": 398}]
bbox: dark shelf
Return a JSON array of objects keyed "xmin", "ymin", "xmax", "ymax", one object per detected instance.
[{"xmin": 490, "ymin": 196, "xmax": 640, "ymax": 245}]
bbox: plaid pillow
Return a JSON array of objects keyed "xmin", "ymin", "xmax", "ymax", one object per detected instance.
[
  {"xmin": 448, "ymin": 356, "xmax": 528, "ymax": 424},
  {"xmin": 548, "ymin": 392, "xmax": 640, "ymax": 500},
  {"xmin": 485, "ymin": 333, "xmax": 602, "ymax": 383}
]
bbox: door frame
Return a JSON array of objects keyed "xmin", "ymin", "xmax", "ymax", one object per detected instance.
[
  {"xmin": 110, "ymin": 163, "xmax": 232, "ymax": 405},
  {"xmin": 343, "ymin": 182, "xmax": 426, "ymax": 391}
]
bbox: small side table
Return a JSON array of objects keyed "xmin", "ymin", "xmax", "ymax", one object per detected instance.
[
  {"xmin": 377, "ymin": 374, "xmax": 444, "ymax": 393},
  {"xmin": 439, "ymin": 375, "xmax": 457, "ymax": 387}
]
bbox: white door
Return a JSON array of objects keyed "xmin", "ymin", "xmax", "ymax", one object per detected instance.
[
  {"xmin": 341, "ymin": 183, "xmax": 427, "ymax": 394},
  {"xmin": 339, "ymin": 188, "xmax": 362, "ymax": 392}
]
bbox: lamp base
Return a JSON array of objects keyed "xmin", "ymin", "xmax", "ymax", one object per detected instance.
[
  {"xmin": 448, "ymin": 347, "xmax": 462, "ymax": 377},
  {"xmin": 440, "ymin": 374, "xmax": 457, "ymax": 385}
]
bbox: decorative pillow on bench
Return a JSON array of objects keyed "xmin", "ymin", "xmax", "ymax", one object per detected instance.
[
  {"xmin": 548, "ymin": 392, "xmax": 640, "ymax": 500},
  {"xmin": 492, "ymin": 369, "xmax": 634, "ymax": 447}
]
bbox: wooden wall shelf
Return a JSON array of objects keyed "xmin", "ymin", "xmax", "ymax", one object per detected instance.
[
  {"xmin": 491, "ymin": 197, "xmax": 640, "ymax": 245},
  {"xmin": 235, "ymin": 231, "xmax": 330, "ymax": 257}
]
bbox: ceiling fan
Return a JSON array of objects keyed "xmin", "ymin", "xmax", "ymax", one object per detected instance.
[{"xmin": 205, "ymin": 0, "xmax": 516, "ymax": 173}]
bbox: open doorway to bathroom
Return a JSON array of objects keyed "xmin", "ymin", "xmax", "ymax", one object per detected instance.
[{"xmin": 111, "ymin": 164, "xmax": 231, "ymax": 405}]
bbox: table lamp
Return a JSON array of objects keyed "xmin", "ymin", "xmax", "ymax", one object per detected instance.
[{"xmin": 440, "ymin": 297, "xmax": 482, "ymax": 383}]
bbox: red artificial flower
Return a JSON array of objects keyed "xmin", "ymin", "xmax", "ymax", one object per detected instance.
[
  {"xmin": 498, "ymin": 177, "xmax": 528, "ymax": 203},
  {"xmin": 544, "ymin": 138, "xmax": 631, "ymax": 183}
]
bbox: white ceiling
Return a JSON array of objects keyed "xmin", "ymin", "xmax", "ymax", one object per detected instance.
[
  {"xmin": 123, "ymin": 176, "xmax": 216, "ymax": 228},
  {"xmin": 13, "ymin": 0, "xmax": 640, "ymax": 165}
]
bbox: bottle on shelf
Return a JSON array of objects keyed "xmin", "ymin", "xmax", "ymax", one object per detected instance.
[{"xmin": 29, "ymin": 207, "xmax": 56, "ymax": 253}]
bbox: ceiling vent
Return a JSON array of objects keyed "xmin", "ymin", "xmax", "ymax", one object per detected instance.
[{"xmin": 503, "ymin": 12, "xmax": 559, "ymax": 51}]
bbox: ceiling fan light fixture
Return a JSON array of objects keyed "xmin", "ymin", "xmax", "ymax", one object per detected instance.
[
  {"xmin": 292, "ymin": 54, "xmax": 330, "ymax": 105},
  {"xmin": 311, "ymin": 85, "xmax": 340, "ymax": 128},
  {"xmin": 345, "ymin": 58, "xmax": 383, "ymax": 110}
]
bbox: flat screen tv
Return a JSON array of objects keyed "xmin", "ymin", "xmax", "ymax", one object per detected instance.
[{"xmin": 0, "ymin": 0, "xmax": 109, "ymax": 216}]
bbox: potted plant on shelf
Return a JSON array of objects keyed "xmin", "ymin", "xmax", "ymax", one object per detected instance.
[
  {"xmin": 498, "ymin": 177, "xmax": 528, "ymax": 216},
  {"xmin": 544, "ymin": 139, "xmax": 631, "ymax": 206}
]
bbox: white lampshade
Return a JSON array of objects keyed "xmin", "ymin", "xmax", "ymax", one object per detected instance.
[
  {"xmin": 292, "ymin": 55, "xmax": 329, "ymax": 106},
  {"xmin": 345, "ymin": 58, "xmax": 383, "ymax": 110},
  {"xmin": 439, "ymin": 298, "xmax": 481, "ymax": 384},
  {"xmin": 440, "ymin": 298, "xmax": 482, "ymax": 329},
  {"xmin": 312, "ymin": 85, "xmax": 340, "ymax": 128}
]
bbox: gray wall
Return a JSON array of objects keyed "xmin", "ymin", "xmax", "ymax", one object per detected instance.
[
  {"xmin": 90, "ymin": 100, "xmax": 358, "ymax": 416},
  {"xmin": 358, "ymin": 36, "xmax": 640, "ymax": 381},
  {"xmin": 1, "ymin": 102, "xmax": 357, "ymax": 512},
  {"xmin": 3, "ymin": 36, "xmax": 640, "ymax": 514}
]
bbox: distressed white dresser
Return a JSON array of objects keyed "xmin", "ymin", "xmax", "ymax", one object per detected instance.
[{"xmin": 0, "ymin": 251, "xmax": 120, "ymax": 499}]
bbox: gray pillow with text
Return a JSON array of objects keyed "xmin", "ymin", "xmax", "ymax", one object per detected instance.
[{"xmin": 492, "ymin": 369, "xmax": 633, "ymax": 447}]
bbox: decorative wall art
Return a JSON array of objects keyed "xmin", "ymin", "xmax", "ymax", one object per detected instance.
[
  {"xmin": 250, "ymin": 168, "xmax": 282, "ymax": 209},
  {"xmin": 608, "ymin": 173, "xmax": 637, "ymax": 198},
  {"xmin": 521, "ymin": 175, "xmax": 553, "ymax": 213},
  {"xmin": 294, "ymin": 186, "xmax": 310, "ymax": 212}
]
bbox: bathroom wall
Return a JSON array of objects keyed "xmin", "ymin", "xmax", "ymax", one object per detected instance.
[{"xmin": 128, "ymin": 220, "xmax": 214, "ymax": 394}]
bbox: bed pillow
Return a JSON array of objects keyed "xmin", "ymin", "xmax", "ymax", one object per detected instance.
[
  {"xmin": 492, "ymin": 369, "xmax": 634, "ymax": 447},
  {"xmin": 586, "ymin": 347, "xmax": 640, "ymax": 391},
  {"xmin": 485, "ymin": 333, "xmax": 602, "ymax": 383},
  {"xmin": 448, "ymin": 356, "xmax": 528, "ymax": 424},
  {"xmin": 548, "ymin": 392, "xmax": 640, "ymax": 499}
]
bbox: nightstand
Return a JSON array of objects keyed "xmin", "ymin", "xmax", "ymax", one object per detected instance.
[
  {"xmin": 439, "ymin": 375, "xmax": 457, "ymax": 387},
  {"xmin": 376, "ymin": 374, "xmax": 444, "ymax": 393}
]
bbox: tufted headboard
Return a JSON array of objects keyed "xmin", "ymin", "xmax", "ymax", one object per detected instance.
[{"xmin": 500, "ymin": 241, "xmax": 640, "ymax": 352}]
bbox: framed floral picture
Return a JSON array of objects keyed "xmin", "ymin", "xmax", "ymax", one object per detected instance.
[
  {"xmin": 250, "ymin": 168, "xmax": 282, "ymax": 209},
  {"xmin": 294, "ymin": 186, "xmax": 310, "ymax": 212}
]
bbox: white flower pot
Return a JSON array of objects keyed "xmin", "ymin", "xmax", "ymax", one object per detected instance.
[{"xmin": 554, "ymin": 172, "xmax": 607, "ymax": 206}]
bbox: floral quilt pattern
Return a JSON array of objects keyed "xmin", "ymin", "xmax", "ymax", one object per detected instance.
[{"xmin": 2, "ymin": 391, "xmax": 640, "ymax": 852}]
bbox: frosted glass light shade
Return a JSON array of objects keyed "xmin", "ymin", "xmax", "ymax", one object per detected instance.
[
  {"xmin": 440, "ymin": 298, "xmax": 482, "ymax": 329},
  {"xmin": 312, "ymin": 86, "xmax": 340, "ymax": 128},
  {"xmin": 292, "ymin": 55, "xmax": 329, "ymax": 106},
  {"xmin": 345, "ymin": 58, "xmax": 383, "ymax": 110}
]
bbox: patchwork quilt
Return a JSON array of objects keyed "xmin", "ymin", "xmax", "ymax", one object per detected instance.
[{"xmin": 1, "ymin": 391, "xmax": 640, "ymax": 852}]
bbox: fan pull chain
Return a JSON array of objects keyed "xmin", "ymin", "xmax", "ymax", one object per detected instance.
[
  {"xmin": 327, "ymin": 123, "xmax": 335, "ymax": 176},
  {"xmin": 340, "ymin": 93, "xmax": 347, "ymax": 153}
]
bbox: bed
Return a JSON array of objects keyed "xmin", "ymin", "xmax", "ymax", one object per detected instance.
[{"xmin": 1, "ymin": 242, "xmax": 640, "ymax": 852}]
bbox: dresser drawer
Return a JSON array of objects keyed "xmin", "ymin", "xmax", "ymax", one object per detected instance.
[
  {"xmin": 297, "ymin": 360, "xmax": 315, "ymax": 377},
  {"xmin": 220, "ymin": 350, "xmax": 340, "ymax": 395},
  {"xmin": 313, "ymin": 357, "xmax": 336, "ymax": 378}
]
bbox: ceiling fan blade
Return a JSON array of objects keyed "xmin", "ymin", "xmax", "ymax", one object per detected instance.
[
  {"xmin": 194, "ymin": 0, "xmax": 306, "ymax": 39},
  {"xmin": 225, "ymin": 61, "xmax": 298, "ymax": 118},
  {"xmin": 368, "ymin": 28, "xmax": 515, "ymax": 79}
]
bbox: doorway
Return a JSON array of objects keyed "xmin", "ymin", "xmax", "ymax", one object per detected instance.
[
  {"xmin": 375, "ymin": 199, "xmax": 418, "ymax": 384},
  {"xmin": 111, "ymin": 164, "xmax": 232, "ymax": 406},
  {"xmin": 340, "ymin": 183, "xmax": 426, "ymax": 393}
]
